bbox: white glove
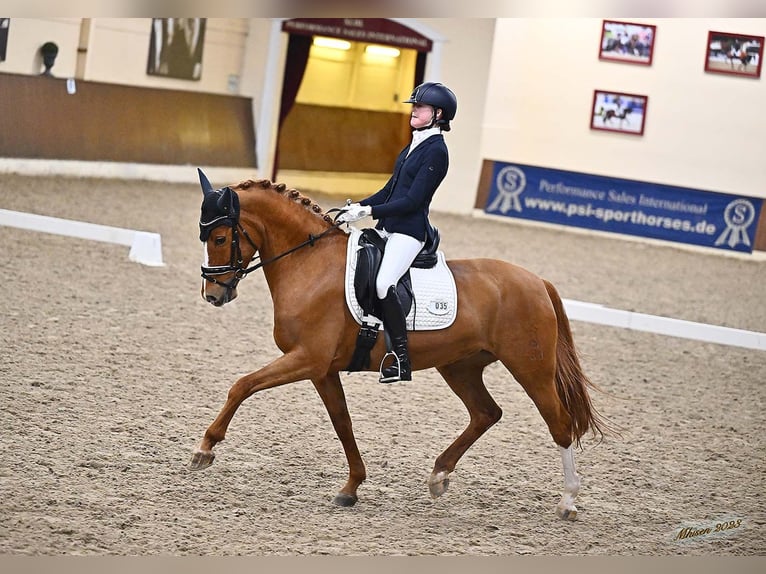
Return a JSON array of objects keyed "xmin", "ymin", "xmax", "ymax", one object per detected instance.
[{"xmin": 337, "ymin": 203, "xmax": 372, "ymax": 223}]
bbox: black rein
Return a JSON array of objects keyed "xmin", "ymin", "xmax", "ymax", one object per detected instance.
[{"xmin": 237, "ymin": 222, "xmax": 344, "ymax": 277}]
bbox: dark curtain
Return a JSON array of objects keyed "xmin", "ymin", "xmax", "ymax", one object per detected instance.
[
  {"xmin": 414, "ymin": 51, "xmax": 427, "ymax": 87},
  {"xmin": 272, "ymin": 33, "xmax": 312, "ymax": 181},
  {"xmin": 0, "ymin": 19, "xmax": 9, "ymax": 62}
]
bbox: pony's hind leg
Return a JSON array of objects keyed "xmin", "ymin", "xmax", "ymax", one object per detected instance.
[
  {"xmin": 502, "ymin": 359, "xmax": 581, "ymax": 520},
  {"xmin": 556, "ymin": 445, "xmax": 580, "ymax": 520},
  {"xmin": 430, "ymin": 354, "xmax": 502, "ymax": 498}
]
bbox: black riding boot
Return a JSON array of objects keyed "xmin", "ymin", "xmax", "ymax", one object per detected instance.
[{"xmin": 379, "ymin": 286, "xmax": 412, "ymax": 383}]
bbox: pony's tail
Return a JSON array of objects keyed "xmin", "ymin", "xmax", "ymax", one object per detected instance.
[{"xmin": 543, "ymin": 279, "xmax": 613, "ymax": 447}]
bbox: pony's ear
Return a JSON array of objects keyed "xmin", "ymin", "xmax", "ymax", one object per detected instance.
[
  {"xmin": 216, "ymin": 186, "xmax": 235, "ymax": 214},
  {"xmin": 198, "ymin": 168, "xmax": 214, "ymax": 196}
]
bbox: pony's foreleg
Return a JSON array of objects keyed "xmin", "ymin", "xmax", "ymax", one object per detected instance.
[
  {"xmin": 556, "ymin": 445, "xmax": 581, "ymax": 521},
  {"xmin": 189, "ymin": 351, "xmax": 315, "ymax": 470},
  {"xmin": 430, "ymin": 359, "xmax": 502, "ymax": 498},
  {"xmin": 312, "ymin": 374, "xmax": 366, "ymax": 507}
]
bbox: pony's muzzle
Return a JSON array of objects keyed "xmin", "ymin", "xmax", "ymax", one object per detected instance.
[{"xmin": 202, "ymin": 281, "xmax": 237, "ymax": 306}]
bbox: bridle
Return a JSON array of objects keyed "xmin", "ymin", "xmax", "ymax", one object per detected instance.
[
  {"xmin": 200, "ymin": 199, "xmax": 346, "ymax": 297},
  {"xmin": 200, "ymin": 214, "xmax": 259, "ymax": 294}
]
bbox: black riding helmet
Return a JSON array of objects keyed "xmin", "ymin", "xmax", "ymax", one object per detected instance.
[{"xmin": 403, "ymin": 82, "xmax": 457, "ymax": 131}]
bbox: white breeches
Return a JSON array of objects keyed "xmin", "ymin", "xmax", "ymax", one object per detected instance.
[{"xmin": 374, "ymin": 230, "xmax": 425, "ymax": 299}]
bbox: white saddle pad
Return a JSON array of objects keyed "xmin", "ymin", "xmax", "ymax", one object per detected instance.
[{"xmin": 344, "ymin": 227, "xmax": 458, "ymax": 331}]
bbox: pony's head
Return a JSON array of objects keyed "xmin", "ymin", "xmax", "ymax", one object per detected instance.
[
  {"xmin": 198, "ymin": 168, "xmax": 258, "ymax": 306},
  {"xmin": 198, "ymin": 168, "xmax": 342, "ymax": 307}
]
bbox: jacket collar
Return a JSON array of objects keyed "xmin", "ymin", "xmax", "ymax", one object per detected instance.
[{"xmin": 407, "ymin": 126, "xmax": 442, "ymax": 156}]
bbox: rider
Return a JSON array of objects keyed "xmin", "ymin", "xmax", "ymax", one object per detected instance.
[{"xmin": 337, "ymin": 81, "xmax": 457, "ymax": 383}]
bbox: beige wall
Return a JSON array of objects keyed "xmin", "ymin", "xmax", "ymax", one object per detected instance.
[
  {"xmin": 87, "ymin": 18, "xmax": 249, "ymax": 94},
  {"xmin": 0, "ymin": 18, "xmax": 249, "ymax": 95},
  {"xmin": 419, "ymin": 18, "xmax": 497, "ymax": 214},
  {"xmin": 0, "ymin": 18, "xmax": 81, "ymax": 77},
  {"xmin": 482, "ymin": 18, "xmax": 766, "ymax": 200}
]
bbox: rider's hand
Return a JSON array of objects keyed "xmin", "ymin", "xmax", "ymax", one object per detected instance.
[{"xmin": 337, "ymin": 203, "xmax": 372, "ymax": 224}]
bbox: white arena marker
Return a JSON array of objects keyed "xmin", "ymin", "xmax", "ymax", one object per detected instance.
[
  {"xmin": 563, "ymin": 299, "xmax": 766, "ymax": 352},
  {"xmin": 127, "ymin": 231, "xmax": 164, "ymax": 267},
  {"xmin": 0, "ymin": 209, "xmax": 164, "ymax": 267}
]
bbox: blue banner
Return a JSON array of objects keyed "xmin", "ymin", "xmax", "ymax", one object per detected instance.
[{"xmin": 484, "ymin": 161, "xmax": 763, "ymax": 253}]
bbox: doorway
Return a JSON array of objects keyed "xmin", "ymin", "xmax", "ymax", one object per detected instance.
[{"xmin": 274, "ymin": 18, "xmax": 432, "ymax": 187}]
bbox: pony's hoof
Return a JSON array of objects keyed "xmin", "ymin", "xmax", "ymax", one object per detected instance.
[
  {"xmin": 333, "ymin": 492, "xmax": 358, "ymax": 507},
  {"xmin": 555, "ymin": 504, "xmax": 578, "ymax": 521},
  {"xmin": 188, "ymin": 449, "xmax": 215, "ymax": 470},
  {"xmin": 428, "ymin": 471, "xmax": 450, "ymax": 498}
]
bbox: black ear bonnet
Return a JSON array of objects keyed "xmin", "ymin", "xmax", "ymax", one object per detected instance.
[
  {"xmin": 198, "ymin": 168, "xmax": 240, "ymax": 241},
  {"xmin": 199, "ymin": 186, "xmax": 240, "ymax": 241}
]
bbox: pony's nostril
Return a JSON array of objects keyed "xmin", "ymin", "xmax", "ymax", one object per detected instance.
[{"xmin": 206, "ymin": 294, "xmax": 218, "ymax": 304}]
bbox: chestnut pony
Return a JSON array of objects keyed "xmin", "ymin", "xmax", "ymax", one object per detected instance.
[{"xmin": 190, "ymin": 170, "xmax": 608, "ymax": 520}]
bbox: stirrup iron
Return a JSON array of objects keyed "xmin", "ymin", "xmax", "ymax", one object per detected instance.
[{"xmin": 379, "ymin": 350, "xmax": 403, "ymax": 384}]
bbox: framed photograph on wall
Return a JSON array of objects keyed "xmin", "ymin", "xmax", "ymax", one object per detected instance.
[
  {"xmin": 147, "ymin": 18, "xmax": 206, "ymax": 80},
  {"xmin": 599, "ymin": 20, "xmax": 656, "ymax": 66},
  {"xmin": 590, "ymin": 90, "xmax": 648, "ymax": 136},
  {"xmin": 704, "ymin": 31, "xmax": 763, "ymax": 78}
]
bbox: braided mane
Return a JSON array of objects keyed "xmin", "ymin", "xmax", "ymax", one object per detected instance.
[{"xmin": 233, "ymin": 179, "xmax": 335, "ymax": 225}]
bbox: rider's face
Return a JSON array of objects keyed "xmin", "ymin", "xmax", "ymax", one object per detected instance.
[{"xmin": 410, "ymin": 103, "xmax": 437, "ymax": 129}]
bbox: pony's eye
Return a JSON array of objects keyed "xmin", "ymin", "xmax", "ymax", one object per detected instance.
[{"xmin": 214, "ymin": 236, "xmax": 227, "ymax": 246}]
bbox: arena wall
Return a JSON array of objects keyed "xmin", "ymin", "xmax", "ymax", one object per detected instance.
[{"xmin": 0, "ymin": 72, "xmax": 256, "ymax": 168}]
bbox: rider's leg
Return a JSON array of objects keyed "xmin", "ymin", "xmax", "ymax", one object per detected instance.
[
  {"xmin": 379, "ymin": 286, "xmax": 411, "ymax": 383},
  {"xmin": 374, "ymin": 232, "xmax": 424, "ymax": 300},
  {"xmin": 375, "ymin": 232, "xmax": 424, "ymax": 383}
]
